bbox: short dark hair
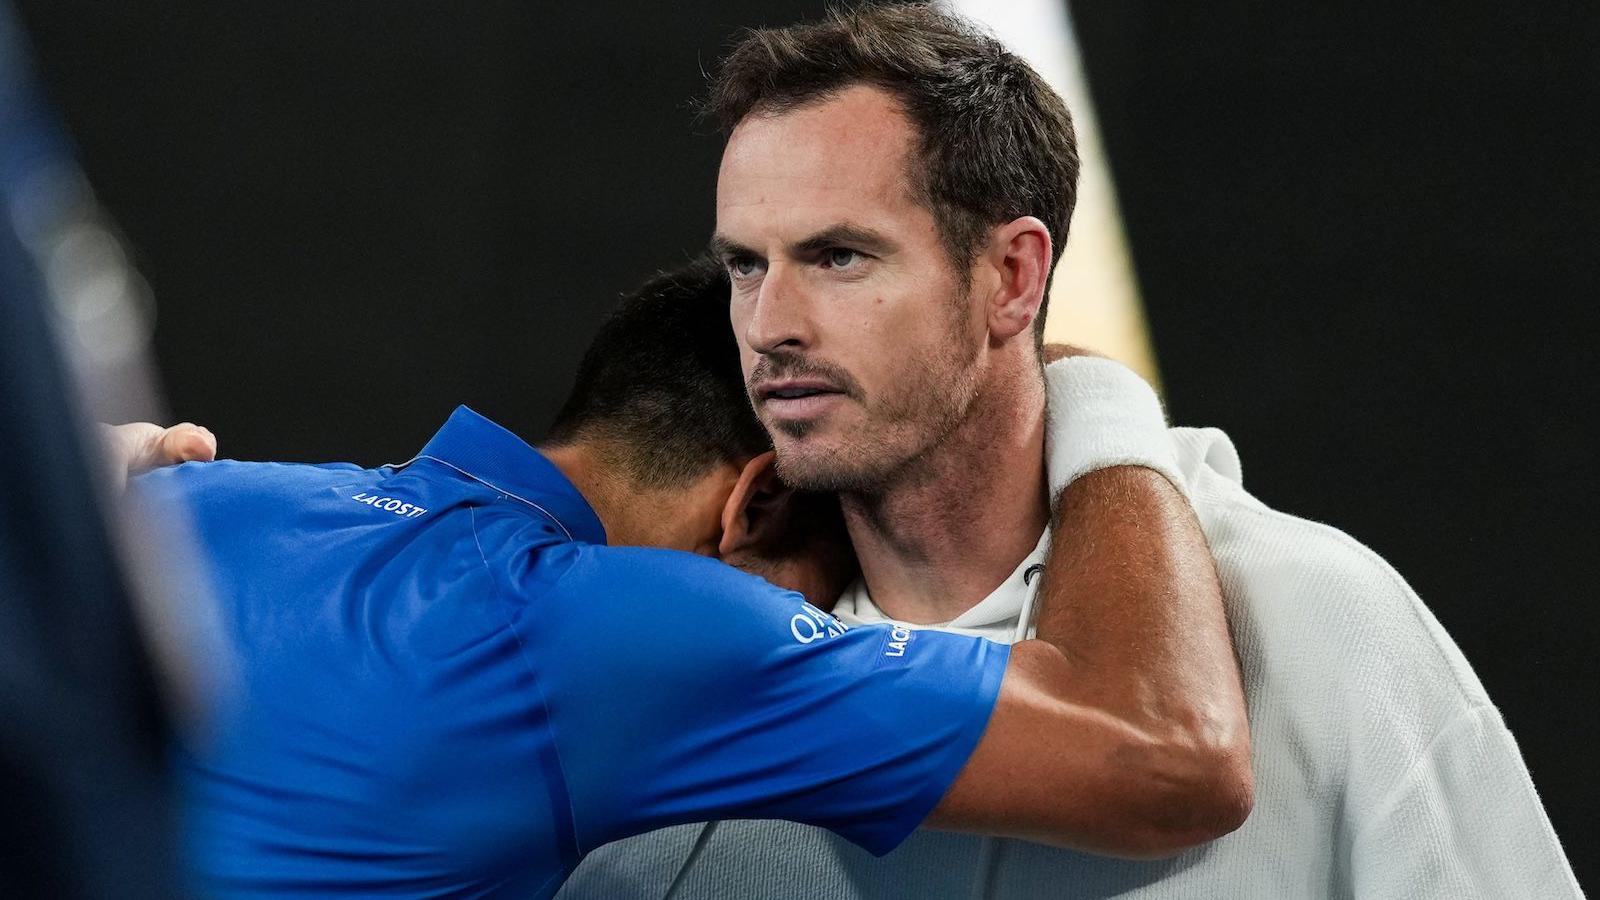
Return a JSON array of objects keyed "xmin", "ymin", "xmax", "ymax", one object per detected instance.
[
  {"xmin": 545, "ymin": 257, "xmax": 770, "ymax": 488},
  {"xmin": 705, "ymin": 3, "xmax": 1080, "ymax": 342}
]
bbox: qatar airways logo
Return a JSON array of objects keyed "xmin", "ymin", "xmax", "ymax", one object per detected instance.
[
  {"xmin": 790, "ymin": 603, "xmax": 846, "ymax": 645},
  {"xmin": 351, "ymin": 492, "xmax": 428, "ymax": 518}
]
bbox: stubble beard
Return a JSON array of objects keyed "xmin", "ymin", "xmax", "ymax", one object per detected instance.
[{"xmin": 771, "ymin": 285, "xmax": 982, "ymax": 495}]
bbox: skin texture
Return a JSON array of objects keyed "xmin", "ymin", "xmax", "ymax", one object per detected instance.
[
  {"xmin": 715, "ymin": 89, "xmax": 982, "ymax": 493},
  {"xmin": 928, "ymin": 466, "xmax": 1254, "ymax": 856},
  {"xmin": 543, "ymin": 444, "xmax": 857, "ymax": 609},
  {"xmin": 715, "ymin": 85, "xmax": 1055, "ymax": 625},
  {"xmin": 541, "ymin": 442, "xmax": 742, "ymax": 558}
]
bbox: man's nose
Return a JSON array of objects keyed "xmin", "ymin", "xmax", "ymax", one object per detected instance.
[{"xmin": 745, "ymin": 263, "xmax": 814, "ymax": 355}]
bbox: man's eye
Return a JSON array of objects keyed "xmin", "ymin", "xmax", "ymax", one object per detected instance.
[
  {"xmin": 728, "ymin": 257, "xmax": 761, "ymax": 278},
  {"xmin": 821, "ymin": 248, "xmax": 864, "ymax": 270}
]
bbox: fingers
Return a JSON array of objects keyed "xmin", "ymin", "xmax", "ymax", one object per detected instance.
[
  {"xmin": 99, "ymin": 422, "xmax": 218, "ymax": 493},
  {"xmin": 159, "ymin": 423, "xmax": 217, "ymax": 464}
]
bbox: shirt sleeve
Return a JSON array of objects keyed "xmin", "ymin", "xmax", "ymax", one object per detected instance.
[
  {"xmin": 1348, "ymin": 705, "xmax": 1583, "ymax": 899},
  {"xmin": 523, "ymin": 545, "xmax": 1010, "ymax": 858}
]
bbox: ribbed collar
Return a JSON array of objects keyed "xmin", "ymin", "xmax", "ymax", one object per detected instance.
[{"xmin": 406, "ymin": 405, "xmax": 606, "ymax": 545}]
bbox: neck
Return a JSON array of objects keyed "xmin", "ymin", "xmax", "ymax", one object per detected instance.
[
  {"xmin": 843, "ymin": 354, "xmax": 1050, "ymax": 625},
  {"xmin": 540, "ymin": 442, "xmax": 633, "ymax": 543},
  {"xmin": 541, "ymin": 440, "xmax": 720, "ymax": 551}
]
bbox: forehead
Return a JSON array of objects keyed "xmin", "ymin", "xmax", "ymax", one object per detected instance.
[{"xmin": 716, "ymin": 84, "xmax": 928, "ymax": 240}]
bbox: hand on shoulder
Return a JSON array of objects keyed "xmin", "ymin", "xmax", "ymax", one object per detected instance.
[{"xmin": 99, "ymin": 421, "xmax": 217, "ymax": 489}]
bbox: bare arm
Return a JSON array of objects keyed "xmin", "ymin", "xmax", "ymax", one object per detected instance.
[{"xmin": 929, "ymin": 359, "xmax": 1251, "ymax": 858}]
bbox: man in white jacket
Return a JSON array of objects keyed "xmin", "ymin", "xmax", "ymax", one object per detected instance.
[{"xmin": 558, "ymin": 4, "xmax": 1581, "ymax": 898}]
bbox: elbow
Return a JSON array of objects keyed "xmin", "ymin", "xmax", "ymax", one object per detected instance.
[
  {"xmin": 1117, "ymin": 731, "xmax": 1255, "ymax": 859},
  {"xmin": 1207, "ymin": 752, "xmax": 1256, "ymax": 840},
  {"xmin": 1155, "ymin": 748, "xmax": 1254, "ymax": 857}
]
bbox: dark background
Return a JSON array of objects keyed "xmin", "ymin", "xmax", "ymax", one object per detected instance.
[{"xmin": 16, "ymin": 0, "xmax": 1595, "ymax": 886}]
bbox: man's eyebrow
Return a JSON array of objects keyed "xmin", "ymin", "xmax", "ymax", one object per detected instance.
[
  {"xmin": 792, "ymin": 224, "xmax": 897, "ymax": 256},
  {"xmin": 708, "ymin": 234, "xmax": 757, "ymax": 260},
  {"xmin": 708, "ymin": 224, "xmax": 899, "ymax": 261}
]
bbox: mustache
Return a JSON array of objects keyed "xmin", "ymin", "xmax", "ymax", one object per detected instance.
[{"xmin": 747, "ymin": 351, "xmax": 866, "ymax": 404}]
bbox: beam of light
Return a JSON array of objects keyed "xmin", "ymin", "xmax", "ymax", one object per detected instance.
[{"xmin": 949, "ymin": 0, "xmax": 1160, "ymax": 389}]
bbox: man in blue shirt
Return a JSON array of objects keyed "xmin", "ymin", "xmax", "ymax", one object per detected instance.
[{"xmin": 133, "ymin": 261, "xmax": 1251, "ymax": 898}]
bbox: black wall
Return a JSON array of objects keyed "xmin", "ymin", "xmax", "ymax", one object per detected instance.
[
  {"xmin": 15, "ymin": 1, "xmax": 826, "ymax": 462},
  {"xmin": 1071, "ymin": 1, "xmax": 1597, "ymax": 883},
  {"xmin": 18, "ymin": 0, "xmax": 1595, "ymax": 885}
]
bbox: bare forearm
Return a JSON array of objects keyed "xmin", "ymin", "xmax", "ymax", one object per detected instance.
[
  {"xmin": 1005, "ymin": 464, "xmax": 1251, "ymax": 852},
  {"xmin": 1034, "ymin": 465, "xmax": 1244, "ymax": 743},
  {"xmin": 931, "ymin": 361, "xmax": 1251, "ymax": 854}
]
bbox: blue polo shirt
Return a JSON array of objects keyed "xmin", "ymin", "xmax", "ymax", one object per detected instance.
[{"xmin": 140, "ymin": 407, "xmax": 1009, "ymax": 899}]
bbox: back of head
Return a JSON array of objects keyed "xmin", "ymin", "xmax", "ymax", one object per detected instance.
[
  {"xmin": 705, "ymin": 2, "xmax": 1080, "ymax": 341},
  {"xmin": 544, "ymin": 257, "xmax": 770, "ymax": 489}
]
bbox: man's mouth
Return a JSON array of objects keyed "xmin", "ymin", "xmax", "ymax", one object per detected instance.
[{"xmin": 757, "ymin": 380, "xmax": 847, "ymax": 419}]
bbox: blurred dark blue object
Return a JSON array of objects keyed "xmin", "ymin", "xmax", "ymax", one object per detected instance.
[{"xmin": 0, "ymin": 4, "xmax": 180, "ymax": 897}]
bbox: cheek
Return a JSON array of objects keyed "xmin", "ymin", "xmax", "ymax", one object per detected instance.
[
  {"xmin": 740, "ymin": 345, "xmax": 766, "ymax": 392},
  {"xmin": 729, "ymin": 309, "xmax": 758, "ymax": 374},
  {"xmin": 858, "ymin": 298, "xmax": 952, "ymax": 381},
  {"xmin": 822, "ymin": 291, "xmax": 923, "ymax": 382}
]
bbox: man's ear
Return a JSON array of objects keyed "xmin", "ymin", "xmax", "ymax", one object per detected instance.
[
  {"xmin": 718, "ymin": 451, "xmax": 791, "ymax": 558},
  {"xmin": 985, "ymin": 216, "xmax": 1052, "ymax": 342}
]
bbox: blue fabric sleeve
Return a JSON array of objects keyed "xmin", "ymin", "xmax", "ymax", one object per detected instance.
[{"xmin": 521, "ymin": 545, "xmax": 1010, "ymax": 857}]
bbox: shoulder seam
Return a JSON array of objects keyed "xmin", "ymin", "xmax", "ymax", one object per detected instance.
[{"xmin": 1347, "ymin": 703, "xmax": 1499, "ymax": 849}]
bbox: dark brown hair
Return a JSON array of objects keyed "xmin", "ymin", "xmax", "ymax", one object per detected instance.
[{"xmin": 706, "ymin": 3, "xmax": 1080, "ymax": 341}]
